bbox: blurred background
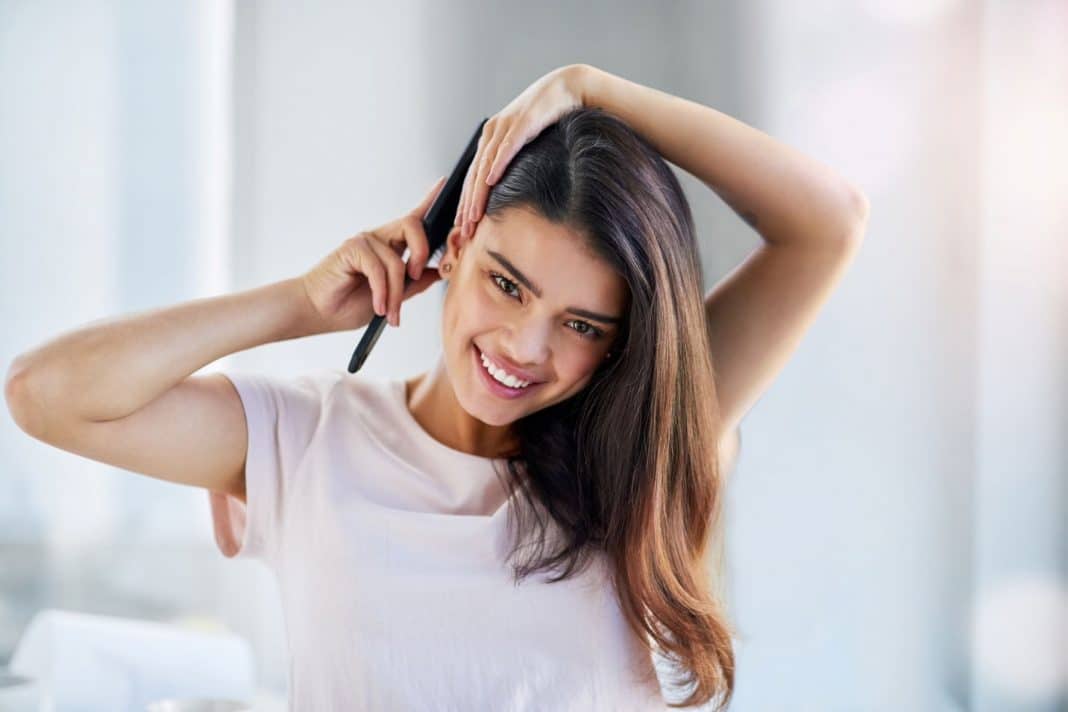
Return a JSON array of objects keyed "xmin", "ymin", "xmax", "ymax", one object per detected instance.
[{"xmin": 1, "ymin": 0, "xmax": 1065, "ymax": 710}]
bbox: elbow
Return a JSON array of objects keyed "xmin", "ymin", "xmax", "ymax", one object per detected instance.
[
  {"xmin": 717, "ymin": 426, "xmax": 741, "ymax": 479},
  {"xmin": 5, "ymin": 357, "xmax": 50, "ymax": 439},
  {"xmin": 822, "ymin": 188, "xmax": 869, "ymax": 257},
  {"xmin": 843, "ymin": 187, "xmax": 871, "ymax": 241}
]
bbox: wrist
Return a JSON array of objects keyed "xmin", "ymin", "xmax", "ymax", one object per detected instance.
[
  {"xmin": 567, "ymin": 63, "xmax": 597, "ymax": 107},
  {"xmin": 572, "ymin": 63, "xmax": 610, "ymax": 109},
  {"xmin": 284, "ymin": 277, "xmax": 332, "ymax": 338}
]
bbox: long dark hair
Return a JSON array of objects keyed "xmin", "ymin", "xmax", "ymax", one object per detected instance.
[{"xmin": 482, "ymin": 106, "xmax": 736, "ymax": 710}]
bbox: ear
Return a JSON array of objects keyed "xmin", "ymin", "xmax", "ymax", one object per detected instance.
[{"xmin": 442, "ymin": 224, "xmax": 471, "ymax": 268}]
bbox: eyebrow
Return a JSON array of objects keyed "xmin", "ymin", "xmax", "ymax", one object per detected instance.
[{"xmin": 486, "ymin": 249, "xmax": 623, "ymax": 325}]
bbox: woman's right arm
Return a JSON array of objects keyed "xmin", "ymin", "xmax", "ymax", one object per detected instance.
[
  {"xmin": 3, "ymin": 178, "xmax": 446, "ymax": 500},
  {"xmin": 3, "ymin": 278, "xmax": 327, "ymax": 501},
  {"xmin": 7, "ymin": 278, "xmax": 321, "ymax": 425}
]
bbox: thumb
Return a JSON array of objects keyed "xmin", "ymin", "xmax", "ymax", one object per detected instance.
[
  {"xmin": 414, "ymin": 175, "xmax": 447, "ymax": 219},
  {"xmin": 402, "ymin": 264, "xmax": 442, "ymax": 299}
]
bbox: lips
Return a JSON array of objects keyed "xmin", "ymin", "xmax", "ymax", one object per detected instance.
[
  {"xmin": 473, "ymin": 344, "xmax": 546, "ymax": 399},
  {"xmin": 475, "ymin": 345, "xmax": 544, "ymax": 385}
]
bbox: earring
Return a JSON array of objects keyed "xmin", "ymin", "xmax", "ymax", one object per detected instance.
[
  {"xmin": 442, "ymin": 262, "xmax": 452, "ymax": 274},
  {"xmin": 605, "ymin": 351, "xmax": 612, "ymax": 359}
]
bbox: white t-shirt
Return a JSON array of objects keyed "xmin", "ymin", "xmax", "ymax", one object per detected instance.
[{"xmin": 208, "ymin": 369, "xmax": 668, "ymax": 711}]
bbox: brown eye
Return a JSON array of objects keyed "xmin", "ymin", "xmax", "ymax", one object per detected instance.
[
  {"xmin": 567, "ymin": 320, "xmax": 604, "ymax": 340},
  {"xmin": 490, "ymin": 272, "xmax": 521, "ymax": 300},
  {"xmin": 491, "ymin": 271, "xmax": 604, "ymax": 340}
]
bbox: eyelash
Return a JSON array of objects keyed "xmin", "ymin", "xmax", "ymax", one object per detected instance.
[{"xmin": 489, "ymin": 271, "xmax": 605, "ymax": 340}]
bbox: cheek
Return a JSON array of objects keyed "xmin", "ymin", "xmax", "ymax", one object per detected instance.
[
  {"xmin": 443, "ymin": 277, "xmax": 506, "ymax": 339},
  {"xmin": 468, "ymin": 277, "xmax": 515, "ymax": 322},
  {"xmin": 551, "ymin": 349, "xmax": 605, "ymax": 386}
]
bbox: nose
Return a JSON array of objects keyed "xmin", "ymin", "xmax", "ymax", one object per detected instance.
[{"xmin": 503, "ymin": 315, "xmax": 552, "ymax": 367}]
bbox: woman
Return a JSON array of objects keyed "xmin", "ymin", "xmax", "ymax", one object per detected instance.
[{"xmin": 5, "ymin": 64, "xmax": 869, "ymax": 710}]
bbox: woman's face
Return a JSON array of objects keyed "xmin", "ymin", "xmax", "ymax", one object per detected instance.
[{"xmin": 440, "ymin": 206, "xmax": 628, "ymax": 426}]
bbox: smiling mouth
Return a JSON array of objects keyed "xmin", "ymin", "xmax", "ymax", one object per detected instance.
[{"xmin": 473, "ymin": 344, "xmax": 546, "ymax": 396}]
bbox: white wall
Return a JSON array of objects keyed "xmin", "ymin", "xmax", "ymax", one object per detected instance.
[
  {"xmin": 972, "ymin": 0, "xmax": 1067, "ymax": 709},
  {"xmin": 729, "ymin": 0, "xmax": 985, "ymax": 707},
  {"xmin": 2, "ymin": 1, "xmax": 1063, "ymax": 709}
]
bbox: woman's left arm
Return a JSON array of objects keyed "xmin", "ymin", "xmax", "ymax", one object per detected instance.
[
  {"xmin": 578, "ymin": 64, "xmax": 870, "ymax": 438},
  {"xmin": 579, "ymin": 63, "xmax": 869, "ymax": 246}
]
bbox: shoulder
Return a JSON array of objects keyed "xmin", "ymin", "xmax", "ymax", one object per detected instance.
[{"xmin": 222, "ymin": 368, "xmax": 351, "ymax": 427}]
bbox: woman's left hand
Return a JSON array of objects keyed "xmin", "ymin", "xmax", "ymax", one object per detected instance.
[{"xmin": 455, "ymin": 63, "xmax": 591, "ymax": 239}]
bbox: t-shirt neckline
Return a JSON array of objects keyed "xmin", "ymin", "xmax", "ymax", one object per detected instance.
[{"xmin": 387, "ymin": 379, "xmax": 510, "ymax": 472}]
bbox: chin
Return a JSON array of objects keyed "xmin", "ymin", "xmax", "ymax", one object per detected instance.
[{"xmin": 461, "ymin": 389, "xmax": 523, "ymax": 427}]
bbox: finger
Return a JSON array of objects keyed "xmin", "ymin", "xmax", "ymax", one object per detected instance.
[
  {"xmin": 402, "ymin": 265, "xmax": 441, "ymax": 299},
  {"xmin": 374, "ymin": 214, "xmax": 427, "ymax": 281},
  {"xmin": 462, "ymin": 121, "xmax": 495, "ymax": 237},
  {"xmin": 467, "ymin": 145, "xmax": 492, "ymax": 226},
  {"xmin": 454, "ymin": 173, "xmax": 466, "ymax": 227},
  {"xmin": 351, "ymin": 239, "xmax": 388, "ymax": 317},
  {"xmin": 458, "ymin": 152, "xmax": 479, "ymax": 238},
  {"xmin": 455, "ymin": 148, "xmax": 475, "ymax": 230},
  {"xmin": 485, "ymin": 128, "xmax": 516, "ymax": 187},
  {"xmin": 470, "ymin": 126, "xmax": 511, "ymax": 224},
  {"xmin": 401, "ymin": 214, "xmax": 430, "ymax": 280},
  {"xmin": 469, "ymin": 121, "xmax": 513, "ymax": 226},
  {"xmin": 365, "ymin": 235, "xmax": 406, "ymax": 326}
]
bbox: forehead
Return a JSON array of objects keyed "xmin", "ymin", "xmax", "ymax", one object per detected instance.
[{"xmin": 480, "ymin": 208, "xmax": 627, "ymax": 311}]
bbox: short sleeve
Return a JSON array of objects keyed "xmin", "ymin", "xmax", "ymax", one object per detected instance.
[{"xmin": 207, "ymin": 368, "xmax": 342, "ymax": 563}]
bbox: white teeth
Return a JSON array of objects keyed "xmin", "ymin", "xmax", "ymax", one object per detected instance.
[{"xmin": 480, "ymin": 351, "xmax": 531, "ymax": 389}]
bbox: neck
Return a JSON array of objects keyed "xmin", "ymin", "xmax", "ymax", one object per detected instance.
[{"xmin": 404, "ymin": 357, "xmax": 520, "ymax": 459}]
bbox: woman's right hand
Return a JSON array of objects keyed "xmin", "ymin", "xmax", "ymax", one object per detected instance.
[{"xmin": 300, "ymin": 176, "xmax": 448, "ymax": 333}]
